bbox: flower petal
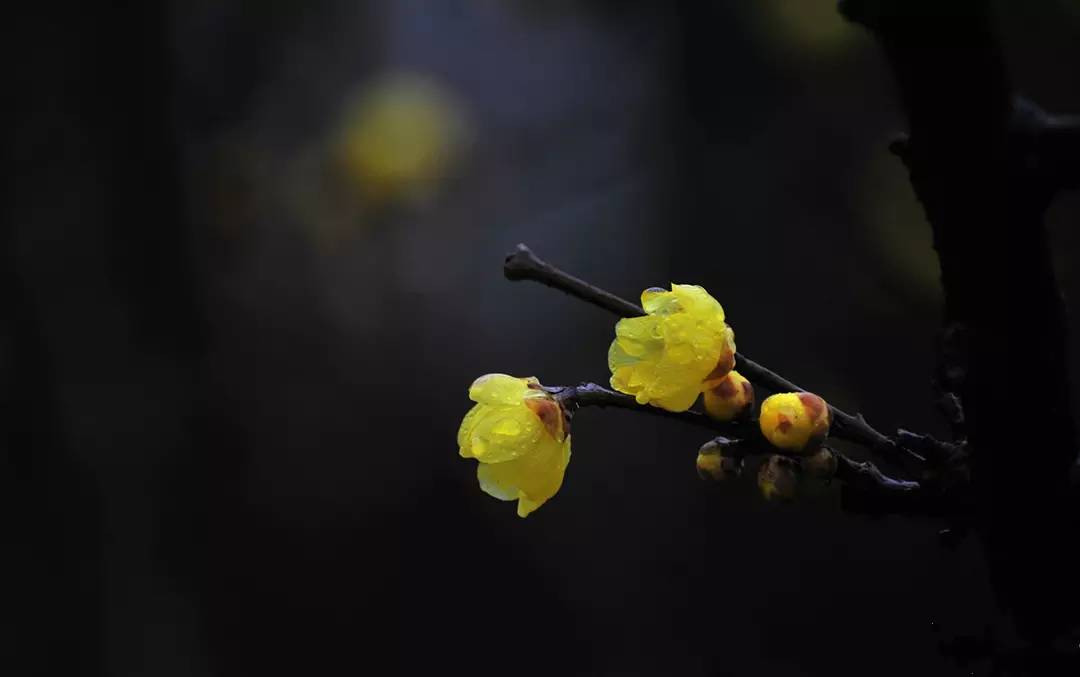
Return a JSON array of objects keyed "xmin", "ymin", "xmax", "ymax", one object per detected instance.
[
  {"xmin": 457, "ymin": 403, "xmax": 485, "ymax": 457},
  {"xmin": 468, "ymin": 405, "xmax": 544, "ymax": 463},
  {"xmin": 608, "ymin": 283, "xmax": 734, "ymax": 412},
  {"xmin": 468, "ymin": 373, "xmax": 533, "ymax": 406},
  {"xmin": 476, "ymin": 435, "xmax": 571, "ymax": 517}
]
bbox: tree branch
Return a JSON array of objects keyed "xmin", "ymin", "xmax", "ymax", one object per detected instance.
[
  {"xmin": 840, "ymin": 0, "xmax": 1079, "ymax": 645},
  {"xmin": 549, "ymin": 381, "xmax": 925, "ymax": 514},
  {"xmin": 505, "ymin": 243, "xmax": 951, "ymax": 471}
]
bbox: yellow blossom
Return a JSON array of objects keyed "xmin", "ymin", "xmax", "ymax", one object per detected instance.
[
  {"xmin": 608, "ymin": 284, "xmax": 736, "ymax": 412},
  {"xmin": 703, "ymin": 370, "xmax": 754, "ymax": 422},
  {"xmin": 336, "ymin": 73, "xmax": 469, "ymax": 206},
  {"xmin": 458, "ymin": 374, "xmax": 571, "ymax": 517},
  {"xmin": 758, "ymin": 392, "xmax": 831, "ymax": 453}
]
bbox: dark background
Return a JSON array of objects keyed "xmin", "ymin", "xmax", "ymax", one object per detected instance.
[{"xmin": 7, "ymin": 1, "xmax": 1080, "ymax": 675}]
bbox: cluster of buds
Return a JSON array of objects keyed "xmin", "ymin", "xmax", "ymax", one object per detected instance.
[
  {"xmin": 756, "ymin": 392, "xmax": 835, "ymax": 500},
  {"xmin": 695, "ymin": 391, "xmax": 837, "ymax": 501}
]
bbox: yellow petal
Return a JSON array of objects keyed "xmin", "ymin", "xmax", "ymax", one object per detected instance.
[
  {"xmin": 468, "ymin": 405, "xmax": 544, "ymax": 463},
  {"xmin": 457, "ymin": 403, "xmax": 485, "ymax": 457},
  {"xmin": 641, "ymin": 287, "xmax": 680, "ymax": 314},
  {"xmin": 468, "ymin": 373, "xmax": 533, "ymax": 406},
  {"xmin": 476, "ymin": 434, "xmax": 571, "ymax": 517},
  {"xmin": 670, "ymin": 283, "xmax": 725, "ymax": 322},
  {"xmin": 516, "ymin": 497, "xmax": 542, "ymax": 518},
  {"xmin": 651, "ymin": 385, "xmax": 702, "ymax": 412},
  {"xmin": 608, "ymin": 283, "xmax": 734, "ymax": 412}
]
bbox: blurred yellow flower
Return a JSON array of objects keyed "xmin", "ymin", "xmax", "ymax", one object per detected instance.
[
  {"xmin": 335, "ymin": 72, "xmax": 469, "ymax": 206},
  {"xmin": 458, "ymin": 374, "xmax": 571, "ymax": 517},
  {"xmin": 703, "ymin": 370, "xmax": 754, "ymax": 422},
  {"xmin": 608, "ymin": 284, "xmax": 736, "ymax": 412},
  {"xmin": 758, "ymin": 392, "xmax": 831, "ymax": 453}
]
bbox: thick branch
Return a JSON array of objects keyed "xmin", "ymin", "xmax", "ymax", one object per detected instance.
[
  {"xmin": 841, "ymin": 0, "xmax": 1078, "ymax": 643},
  {"xmin": 1033, "ymin": 111, "xmax": 1080, "ymax": 192},
  {"xmin": 506, "ymin": 243, "xmax": 942, "ymax": 470}
]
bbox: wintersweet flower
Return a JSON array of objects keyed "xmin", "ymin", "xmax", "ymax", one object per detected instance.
[
  {"xmin": 758, "ymin": 392, "xmax": 831, "ymax": 453},
  {"xmin": 336, "ymin": 73, "xmax": 468, "ymax": 205},
  {"xmin": 457, "ymin": 374, "xmax": 571, "ymax": 517},
  {"xmin": 703, "ymin": 370, "xmax": 754, "ymax": 422},
  {"xmin": 608, "ymin": 284, "xmax": 736, "ymax": 412}
]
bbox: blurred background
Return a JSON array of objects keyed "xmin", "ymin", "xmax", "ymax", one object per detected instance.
[{"xmin": 7, "ymin": 1, "xmax": 1080, "ymax": 675}]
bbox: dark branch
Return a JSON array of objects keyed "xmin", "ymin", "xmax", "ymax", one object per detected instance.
[
  {"xmin": 504, "ymin": 244, "xmax": 642, "ymax": 318},
  {"xmin": 1029, "ymin": 107, "xmax": 1080, "ymax": 192},
  {"xmin": 840, "ymin": 0, "xmax": 1079, "ymax": 646},
  {"xmin": 506, "ymin": 243, "xmax": 940, "ymax": 470},
  {"xmin": 835, "ymin": 454, "xmax": 920, "ymax": 494},
  {"xmin": 550, "ymin": 381, "xmax": 925, "ymax": 514},
  {"xmin": 549, "ymin": 381, "xmax": 736, "ymax": 434}
]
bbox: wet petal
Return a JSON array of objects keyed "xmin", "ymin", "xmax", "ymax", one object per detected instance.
[
  {"xmin": 476, "ymin": 435, "xmax": 571, "ymax": 517},
  {"xmin": 469, "ymin": 406, "xmax": 544, "ymax": 463},
  {"xmin": 608, "ymin": 284, "xmax": 734, "ymax": 412},
  {"xmin": 457, "ymin": 403, "xmax": 486, "ymax": 457},
  {"xmin": 469, "ymin": 373, "xmax": 532, "ymax": 406}
]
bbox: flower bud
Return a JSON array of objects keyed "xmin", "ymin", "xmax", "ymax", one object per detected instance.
[
  {"xmin": 757, "ymin": 455, "xmax": 800, "ymax": 501},
  {"xmin": 696, "ymin": 440, "xmax": 743, "ymax": 481},
  {"xmin": 802, "ymin": 446, "xmax": 838, "ymax": 480},
  {"xmin": 703, "ymin": 370, "xmax": 754, "ymax": 422},
  {"xmin": 758, "ymin": 392, "xmax": 831, "ymax": 453}
]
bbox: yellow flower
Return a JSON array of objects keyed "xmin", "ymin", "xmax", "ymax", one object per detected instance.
[
  {"xmin": 608, "ymin": 284, "xmax": 736, "ymax": 412},
  {"xmin": 458, "ymin": 374, "xmax": 571, "ymax": 517},
  {"xmin": 758, "ymin": 392, "xmax": 831, "ymax": 453},
  {"xmin": 336, "ymin": 73, "xmax": 469, "ymax": 205},
  {"xmin": 703, "ymin": 370, "xmax": 754, "ymax": 422}
]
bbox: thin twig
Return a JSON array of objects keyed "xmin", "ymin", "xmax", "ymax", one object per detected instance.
[
  {"xmin": 551, "ymin": 381, "xmax": 922, "ymax": 504},
  {"xmin": 549, "ymin": 382, "xmax": 736, "ymax": 434},
  {"xmin": 506, "ymin": 243, "xmax": 938, "ymax": 470}
]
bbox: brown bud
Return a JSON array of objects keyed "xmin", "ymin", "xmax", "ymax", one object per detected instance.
[
  {"xmin": 703, "ymin": 370, "xmax": 755, "ymax": 422},
  {"xmin": 802, "ymin": 447, "xmax": 838, "ymax": 480},
  {"xmin": 696, "ymin": 442, "xmax": 743, "ymax": 481},
  {"xmin": 757, "ymin": 455, "xmax": 800, "ymax": 501}
]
